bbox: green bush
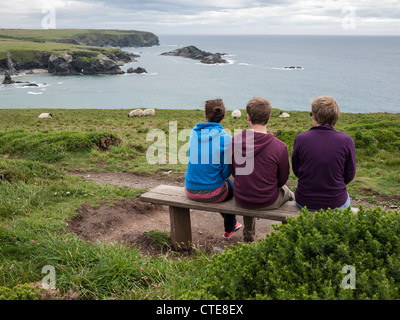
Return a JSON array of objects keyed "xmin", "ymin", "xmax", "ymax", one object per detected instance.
[
  {"xmin": 353, "ymin": 130, "xmax": 379, "ymax": 155},
  {"xmin": 0, "ymin": 284, "xmax": 40, "ymax": 300},
  {"xmin": 350, "ymin": 124, "xmax": 400, "ymax": 155},
  {"xmin": 190, "ymin": 207, "xmax": 400, "ymax": 300},
  {"xmin": 372, "ymin": 129, "xmax": 400, "ymax": 151},
  {"xmin": 0, "ymin": 130, "xmax": 120, "ymax": 162}
]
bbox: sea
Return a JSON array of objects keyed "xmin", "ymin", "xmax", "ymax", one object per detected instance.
[{"xmin": 1, "ymin": 35, "xmax": 400, "ymax": 113}]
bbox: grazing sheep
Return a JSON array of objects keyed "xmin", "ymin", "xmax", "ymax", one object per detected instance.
[
  {"xmin": 279, "ymin": 112, "xmax": 290, "ymax": 118},
  {"xmin": 128, "ymin": 109, "xmax": 144, "ymax": 117},
  {"xmin": 143, "ymin": 108, "xmax": 155, "ymax": 116},
  {"xmin": 232, "ymin": 109, "xmax": 241, "ymax": 119},
  {"xmin": 38, "ymin": 113, "xmax": 52, "ymax": 118}
]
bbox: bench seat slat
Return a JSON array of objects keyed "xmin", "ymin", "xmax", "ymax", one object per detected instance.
[{"xmin": 140, "ymin": 185, "xmax": 300, "ymax": 222}]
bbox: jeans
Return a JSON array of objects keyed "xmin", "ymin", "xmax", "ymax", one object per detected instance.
[{"xmin": 296, "ymin": 193, "xmax": 351, "ymax": 211}]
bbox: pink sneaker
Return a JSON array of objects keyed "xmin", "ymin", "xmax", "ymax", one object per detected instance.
[
  {"xmin": 223, "ymin": 222, "xmax": 242, "ymax": 239},
  {"xmin": 223, "ymin": 231, "xmax": 235, "ymax": 239},
  {"xmin": 234, "ymin": 222, "xmax": 242, "ymax": 232}
]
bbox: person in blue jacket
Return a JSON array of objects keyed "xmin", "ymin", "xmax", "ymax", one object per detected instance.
[{"xmin": 185, "ymin": 98, "xmax": 242, "ymax": 239}]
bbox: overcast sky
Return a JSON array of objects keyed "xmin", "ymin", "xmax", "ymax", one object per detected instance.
[{"xmin": 1, "ymin": 0, "xmax": 399, "ymax": 35}]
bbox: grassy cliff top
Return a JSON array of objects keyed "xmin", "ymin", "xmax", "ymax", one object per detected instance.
[
  {"xmin": 0, "ymin": 28, "xmax": 158, "ymax": 43},
  {"xmin": 0, "ymin": 38, "xmax": 122, "ymax": 62}
]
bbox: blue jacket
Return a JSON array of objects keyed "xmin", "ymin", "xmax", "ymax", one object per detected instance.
[{"xmin": 185, "ymin": 122, "xmax": 232, "ymax": 191}]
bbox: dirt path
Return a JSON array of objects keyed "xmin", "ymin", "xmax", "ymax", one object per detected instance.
[{"xmin": 68, "ymin": 171, "xmax": 278, "ymax": 255}]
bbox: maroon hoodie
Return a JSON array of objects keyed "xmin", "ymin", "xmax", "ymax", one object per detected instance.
[{"xmin": 229, "ymin": 129, "xmax": 290, "ymax": 208}]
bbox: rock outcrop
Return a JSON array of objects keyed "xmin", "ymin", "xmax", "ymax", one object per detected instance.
[
  {"xmin": 2, "ymin": 72, "xmax": 14, "ymax": 84},
  {"xmin": 161, "ymin": 46, "xmax": 227, "ymax": 64},
  {"xmin": 48, "ymin": 51, "xmax": 140, "ymax": 75},
  {"xmin": 1, "ymin": 50, "xmax": 138, "ymax": 75},
  {"xmin": 284, "ymin": 66, "xmax": 303, "ymax": 70},
  {"xmin": 2, "ymin": 71, "xmax": 40, "ymax": 86},
  {"xmin": 127, "ymin": 67, "xmax": 147, "ymax": 74}
]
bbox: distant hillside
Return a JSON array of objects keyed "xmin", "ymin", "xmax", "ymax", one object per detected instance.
[
  {"xmin": 0, "ymin": 29, "xmax": 159, "ymax": 75},
  {"xmin": 0, "ymin": 29, "xmax": 159, "ymax": 47}
]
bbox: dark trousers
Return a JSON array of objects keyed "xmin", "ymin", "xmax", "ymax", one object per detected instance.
[{"xmin": 220, "ymin": 179, "xmax": 237, "ymax": 232}]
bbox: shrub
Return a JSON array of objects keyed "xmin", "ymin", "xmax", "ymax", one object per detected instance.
[
  {"xmin": 350, "ymin": 125, "xmax": 400, "ymax": 154},
  {"xmin": 0, "ymin": 284, "xmax": 40, "ymax": 300},
  {"xmin": 354, "ymin": 130, "xmax": 378, "ymax": 155},
  {"xmin": 189, "ymin": 207, "xmax": 400, "ymax": 300}
]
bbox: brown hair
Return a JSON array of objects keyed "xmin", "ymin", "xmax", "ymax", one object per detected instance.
[
  {"xmin": 246, "ymin": 97, "xmax": 271, "ymax": 125},
  {"xmin": 311, "ymin": 96, "xmax": 341, "ymax": 125},
  {"xmin": 205, "ymin": 99, "xmax": 225, "ymax": 123}
]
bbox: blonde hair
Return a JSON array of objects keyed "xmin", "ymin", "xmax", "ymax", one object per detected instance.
[
  {"xmin": 246, "ymin": 97, "xmax": 271, "ymax": 125},
  {"xmin": 311, "ymin": 96, "xmax": 340, "ymax": 126}
]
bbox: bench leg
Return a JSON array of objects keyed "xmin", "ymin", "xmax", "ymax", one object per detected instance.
[{"xmin": 169, "ymin": 206, "xmax": 192, "ymax": 250}]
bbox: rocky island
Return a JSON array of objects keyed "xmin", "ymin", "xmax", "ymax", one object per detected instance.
[
  {"xmin": 161, "ymin": 45, "xmax": 227, "ymax": 64},
  {"xmin": 0, "ymin": 29, "xmax": 159, "ymax": 75}
]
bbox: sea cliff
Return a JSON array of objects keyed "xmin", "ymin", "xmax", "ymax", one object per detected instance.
[{"xmin": 0, "ymin": 29, "xmax": 159, "ymax": 75}]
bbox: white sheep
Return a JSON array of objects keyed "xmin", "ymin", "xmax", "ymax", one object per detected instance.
[
  {"xmin": 128, "ymin": 109, "xmax": 144, "ymax": 117},
  {"xmin": 279, "ymin": 112, "xmax": 290, "ymax": 118},
  {"xmin": 38, "ymin": 113, "xmax": 52, "ymax": 118},
  {"xmin": 232, "ymin": 109, "xmax": 241, "ymax": 119},
  {"xmin": 143, "ymin": 108, "xmax": 155, "ymax": 116}
]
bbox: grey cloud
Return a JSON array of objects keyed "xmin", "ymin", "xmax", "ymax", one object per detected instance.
[{"xmin": 0, "ymin": 0, "xmax": 399, "ymax": 34}]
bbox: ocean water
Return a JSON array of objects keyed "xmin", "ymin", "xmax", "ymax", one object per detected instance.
[{"xmin": 1, "ymin": 35, "xmax": 399, "ymax": 113}]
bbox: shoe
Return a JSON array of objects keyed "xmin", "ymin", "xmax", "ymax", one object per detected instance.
[
  {"xmin": 234, "ymin": 222, "xmax": 242, "ymax": 231},
  {"xmin": 223, "ymin": 231, "xmax": 235, "ymax": 239},
  {"xmin": 223, "ymin": 222, "xmax": 243, "ymax": 239}
]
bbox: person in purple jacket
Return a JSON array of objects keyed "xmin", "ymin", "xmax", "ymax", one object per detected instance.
[
  {"xmin": 229, "ymin": 97, "xmax": 294, "ymax": 242},
  {"xmin": 291, "ymin": 96, "xmax": 356, "ymax": 211}
]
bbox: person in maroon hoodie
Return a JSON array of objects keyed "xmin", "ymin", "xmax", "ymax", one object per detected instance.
[
  {"xmin": 229, "ymin": 97, "xmax": 294, "ymax": 242},
  {"xmin": 291, "ymin": 96, "xmax": 356, "ymax": 211}
]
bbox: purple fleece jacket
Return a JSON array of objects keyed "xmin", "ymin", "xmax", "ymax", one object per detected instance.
[
  {"xmin": 229, "ymin": 130, "xmax": 290, "ymax": 208},
  {"xmin": 291, "ymin": 125, "xmax": 356, "ymax": 210}
]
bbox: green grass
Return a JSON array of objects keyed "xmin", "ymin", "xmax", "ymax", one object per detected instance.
[
  {"xmin": 0, "ymin": 29, "xmax": 156, "ymax": 43},
  {"xmin": 2, "ymin": 108, "xmax": 398, "ymax": 202},
  {"xmin": 0, "ymin": 38, "xmax": 131, "ymax": 63},
  {"xmin": 0, "ymin": 108, "xmax": 399, "ymax": 300},
  {"xmin": 0, "ymin": 129, "xmax": 120, "ymax": 162}
]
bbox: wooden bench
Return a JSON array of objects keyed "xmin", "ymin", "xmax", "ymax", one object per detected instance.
[{"xmin": 140, "ymin": 184, "xmax": 300, "ymax": 250}]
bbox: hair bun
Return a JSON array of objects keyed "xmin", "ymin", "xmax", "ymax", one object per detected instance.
[
  {"xmin": 205, "ymin": 98, "xmax": 225, "ymax": 123},
  {"xmin": 214, "ymin": 107, "xmax": 222, "ymax": 114}
]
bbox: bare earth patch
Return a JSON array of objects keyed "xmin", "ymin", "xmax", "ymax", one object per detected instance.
[{"xmin": 68, "ymin": 171, "xmax": 278, "ymax": 255}]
